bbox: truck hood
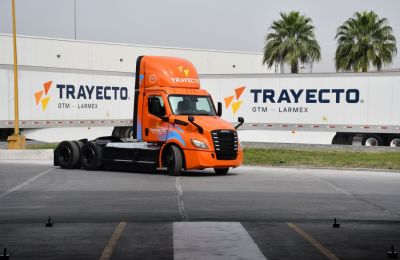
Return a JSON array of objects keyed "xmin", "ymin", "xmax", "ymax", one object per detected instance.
[{"xmin": 178, "ymin": 115, "xmax": 235, "ymax": 132}]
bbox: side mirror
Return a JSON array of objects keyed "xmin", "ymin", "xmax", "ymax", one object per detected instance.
[
  {"xmin": 188, "ymin": 115, "xmax": 194, "ymax": 122},
  {"xmin": 217, "ymin": 102, "xmax": 222, "ymax": 117},
  {"xmin": 235, "ymin": 117, "xmax": 244, "ymax": 129}
]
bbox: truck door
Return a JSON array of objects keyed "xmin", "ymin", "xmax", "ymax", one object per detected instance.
[{"xmin": 142, "ymin": 94, "xmax": 169, "ymax": 142}]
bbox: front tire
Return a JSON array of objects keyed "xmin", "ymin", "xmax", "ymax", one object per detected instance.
[
  {"xmin": 214, "ymin": 168, "xmax": 229, "ymax": 175},
  {"xmin": 166, "ymin": 145, "xmax": 182, "ymax": 176},
  {"xmin": 80, "ymin": 142, "xmax": 103, "ymax": 170}
]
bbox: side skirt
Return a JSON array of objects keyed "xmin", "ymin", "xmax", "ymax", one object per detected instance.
[{"xmin": 102, "ymin": 145, "xmax": 160, "ymax": 172}]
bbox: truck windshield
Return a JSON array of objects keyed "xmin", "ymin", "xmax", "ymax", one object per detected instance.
[{"xmin": 168, "ymin": 95, "xmax": 216, "ymax": 116}]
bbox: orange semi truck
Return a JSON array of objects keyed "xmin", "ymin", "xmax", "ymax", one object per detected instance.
[{"xmin": 54, "ymin": 56, "xmax": 244, "ymax": 175}]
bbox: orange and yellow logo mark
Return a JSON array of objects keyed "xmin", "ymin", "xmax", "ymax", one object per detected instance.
[
  {"xmin": 177, "ymin": 66, "xmax": 190, "ymax": 77},
  {"xmin": 34, "ymin": 81, "xmax": 52, "ymax": 111},
  {"xmin": 224, "ymin": 86, "xmax": 245, "ymax": 114}
]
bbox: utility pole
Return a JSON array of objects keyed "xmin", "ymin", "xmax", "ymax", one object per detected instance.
[{"xmin": 7, "ymin": 0, "xmax": 26, "ymax": 149}]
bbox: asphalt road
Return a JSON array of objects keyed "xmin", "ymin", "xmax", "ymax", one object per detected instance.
[{"xmin": 0, "ymin": 161, "xmax": 399, "ymax": 259}]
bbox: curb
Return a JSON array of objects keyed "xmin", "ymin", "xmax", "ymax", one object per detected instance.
[{"xmin": 0, "ymin": 149, "xmax": 53, "ymax": 160}]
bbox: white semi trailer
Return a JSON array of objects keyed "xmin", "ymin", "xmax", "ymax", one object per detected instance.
[
  {"xmin": 207, "ymin": 72, "xmax": 400, "ymax": 147},
  {"xmin": 1, "ymin": 64, "xmax": 400, "ymax": 146}
]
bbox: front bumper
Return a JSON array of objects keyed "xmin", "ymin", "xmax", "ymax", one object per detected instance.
[{"xmin": 183, "ymin": 149, "xmax": 243, "ymax": 170}]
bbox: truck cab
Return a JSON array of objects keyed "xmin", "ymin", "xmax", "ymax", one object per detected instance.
[{"xmin": 54, "ymin": 56, "xmax": 243, "ymax": 175}]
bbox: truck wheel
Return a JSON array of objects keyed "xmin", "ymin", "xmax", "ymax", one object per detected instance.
[
  {"xmin": 80, "ymin": 142, "xmax": 103, "ymax": 170},
  {"xmin": 389, "ymin": 137, "xmax": 400, "ymax": 147},
  {"xmin": 73, "ymin": 140, "xmax": 84, "ymax": 168},
  {"xmin": 55, "ymin": 141, "xmax": 80, "ymax": 169},
  {"xmin": 362, "ymin": 134, "xmax": 384, "ymax": 146},
  {"xmin": 166, "ymin": 145, "xmax": 182, "ymax": 176},
  {"xmin": 214, "ymin": 168, "xmax": 229, "ymax": 175}
]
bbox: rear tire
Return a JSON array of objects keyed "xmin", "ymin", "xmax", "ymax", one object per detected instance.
[
  {"xmin": 80, "ymin": 142, "xmax": 103, "ymax": 170},
  {"xmin": 214, "ymin": 168, "xmax": 229, "ymax": 175},
  {"xmin": 166, "ymin": 145, "xmax": 182, "ymax": 176},
  {"xmin": 73, "ymin": 140, "xmax": 84, "ymax": 168},
  {"xmin": 55, "ymin": 141, "xmax": 80, "ymax": 169},
  {"xmin": 362, "ymin": 134, "xmax": 384, "ymax": 146}
]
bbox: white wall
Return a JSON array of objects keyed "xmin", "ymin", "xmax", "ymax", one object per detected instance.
[{"xmin": 0, "ymin": 34, "xmax": 270, "ymax": 74}]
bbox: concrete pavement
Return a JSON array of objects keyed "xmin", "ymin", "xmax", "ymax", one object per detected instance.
[{"xmin": 0, "ymin": 161, "xmax": 399, "ymax": 259}]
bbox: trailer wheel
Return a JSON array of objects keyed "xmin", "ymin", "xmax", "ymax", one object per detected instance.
[
  {"xmin": 80, "ymin": 142, "xmax": 103, "ymax": 170},
  {"xmin": 362, "ymin": 134, "xmax": 384, "ymax": 146},
  {"xmin": 214, "ymin": 168, "xmax": 229, "ymax": 175},
  {"xmin": 166, "ymin": 145, "xmax": 182, "ymax": 176},
  {"xmin": 389, "ymin": 137, "xmax": 400, "ymax": 147},
  {"xmin": 55, "ymin": 141, "xmax": 80, "ymax": 169}
]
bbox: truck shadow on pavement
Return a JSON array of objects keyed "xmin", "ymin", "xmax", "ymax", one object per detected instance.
[{"xmin": 55, "ymin": 166, "xmax": 238, "ymax": 177}]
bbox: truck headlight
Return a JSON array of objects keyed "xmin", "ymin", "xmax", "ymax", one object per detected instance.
[{"xmin": 191, "ymin": 139, "xmax": 208, "ymax": 149}]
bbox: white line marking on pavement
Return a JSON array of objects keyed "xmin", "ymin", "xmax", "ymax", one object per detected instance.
[
  {"xmin": 99, "ymin": 221, "xmax": 127, "ymax": 260},
  {"xmin": 173, "ymin": 222, "xmax": 267, "ymax": 260},
  {"xmin": 175, "ymin": 177, "xmax": 189, "ymax": 221},
  {"xmin": 317, "ymin": 179, "xmax": 352, "ymax": 196},
  {"xmin": 318, "ymin": 177, "xmax": 400, "ymax": 217},
  {"xmin": 0, "ymin": 168, "xmax": 54, "ymax": 200}
]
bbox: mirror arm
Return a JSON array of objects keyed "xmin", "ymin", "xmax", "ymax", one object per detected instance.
[
  {"xmin": 188, "ymin": 116, "xmax": 204, "ymax": 134},
  {"xmin": 235, "ymin": 117, "xmax": 245, "ymax": 129},
  {"xmin": 191, "ymin": 122, "xmax": 203, "ymax": 134},
  {"xmin": 234, "ymin": 122, "xmax": 243, "ymax": 129}
]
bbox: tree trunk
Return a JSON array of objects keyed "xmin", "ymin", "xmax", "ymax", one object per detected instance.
[{"xmin": 291, "ymin": 62, "xmax": 299, "ymax": 73}]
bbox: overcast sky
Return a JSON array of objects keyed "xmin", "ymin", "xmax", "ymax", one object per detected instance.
[{"xmin": 0, "ymin": 0, "xmax": 399, "ymax": 72}]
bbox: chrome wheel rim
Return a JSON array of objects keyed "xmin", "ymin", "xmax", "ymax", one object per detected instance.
[
  {"xmin": 365, "ymin": 138, "xmax": 378, "ymax": 146},
  {"xmin": 390, "ymin": 138, "xmax": 400, "ymax": 147}
]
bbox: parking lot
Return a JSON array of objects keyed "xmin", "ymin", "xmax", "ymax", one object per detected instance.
[{"xmin": 0, "ymin": 160, "xmax": 399, "ymax": 259}]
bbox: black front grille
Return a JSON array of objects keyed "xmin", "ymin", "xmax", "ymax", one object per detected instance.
[{"xmin": 211, "ymin": 130, "xmax": 238, "ymax": 160}]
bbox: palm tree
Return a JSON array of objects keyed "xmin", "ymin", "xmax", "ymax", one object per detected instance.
[
  {"xmin": 263, "ymin": 11, "xmax": 321, "ymax": 73},
  {"xmin": 335, "ymin": 11, "xmax": 397, "ymax": 72}
]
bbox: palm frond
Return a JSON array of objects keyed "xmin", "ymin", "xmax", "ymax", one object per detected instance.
[{"xmin": 263, "ymin": 11, "xmax": 321, "ymax": 73}]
